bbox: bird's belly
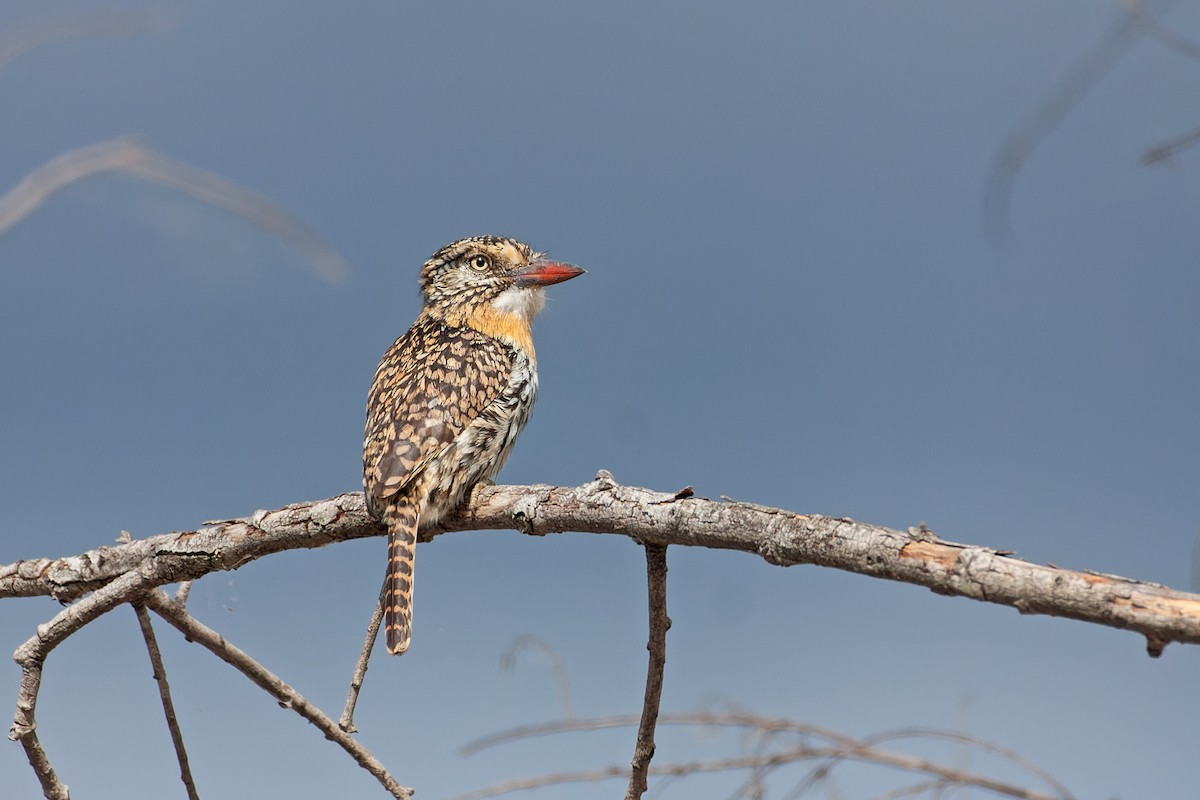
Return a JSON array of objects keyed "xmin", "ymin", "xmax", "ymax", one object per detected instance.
[{"xmin": 419, "ymin": 360, "xmax": 538, "ymax": 524}]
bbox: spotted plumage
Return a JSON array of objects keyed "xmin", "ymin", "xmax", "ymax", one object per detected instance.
[{"xmin": 364, "ymin": 236, "xmax": 584, "ymax": 654}]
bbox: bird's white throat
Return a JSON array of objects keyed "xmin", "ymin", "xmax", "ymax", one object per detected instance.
[{"xmin": 490, "ymin": 285, "xmax": 546, "ymax": 321}]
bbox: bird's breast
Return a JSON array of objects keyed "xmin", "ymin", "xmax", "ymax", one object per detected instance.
[{"xmin": 419, "ymin": 349, "xmax": 539, "ymax": 523}]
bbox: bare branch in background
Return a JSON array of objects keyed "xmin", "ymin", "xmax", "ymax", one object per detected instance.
[
  {"xmin": 0, "ymin": 137, "xmax": 349, "ymax": 282},
  {"xmin": 983, "ymin": 5, "xmax": 1160, "ymax": 241},
  {"xmin": 0, "ymin": 9, "xmax": 171, "ymax": 74},
  {"xmin": 133, "ymin": 603, "xmax": 200, "ymax": 800},
  {"xmin": 625, "ymin": 544, "xmax": 669, "ymax": 800},
  {"xmin": 500, "ymin": 635, "xmax": 575, "ymax": 721},
  {"xmin": 983, "ymin": 0, "xmax": 1195, "ymax": 240},
  {"xmin": 456, "ymin": 712, "xmax": 1071, "ymax": 800}
]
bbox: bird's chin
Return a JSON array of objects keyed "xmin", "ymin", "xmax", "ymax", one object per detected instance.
[{"xmin": 490, "ymin": 285, "xmax": 547, "ymax": 320}]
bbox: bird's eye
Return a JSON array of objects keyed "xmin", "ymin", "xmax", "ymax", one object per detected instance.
[{"xmin": 468, "ymin": 254, "xmax": 491, "ymax": 271}]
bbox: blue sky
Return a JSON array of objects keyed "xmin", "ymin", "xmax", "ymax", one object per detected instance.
[{"xmin": 2, "ymin": 2, "xmax": 1199, "ymax": 798}]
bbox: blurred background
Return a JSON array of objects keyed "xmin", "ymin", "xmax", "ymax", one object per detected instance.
[{"xmin": 2, "ymin": 1, "xmax": 1198, "ymax": 797}]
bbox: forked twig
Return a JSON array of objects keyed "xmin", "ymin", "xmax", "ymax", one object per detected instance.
[
  {"xmin": 9, "ymin": 563, "xmax": 167, "ymax": 800},
  {"xmin": 133, "ymin": 603, "xmax": 200, "ymax": 800},
  {"xmin": 626, "ymin": 544, "xmax": 670, "ymax": 800},
  {"xmin": 141, "ymin": 589, "xmax": 412, "ymax": 799}
]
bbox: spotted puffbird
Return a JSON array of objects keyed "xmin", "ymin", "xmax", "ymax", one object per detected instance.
[{"xmin": 363, "ymin": 236, "xmax": 585, "ymax": 655}]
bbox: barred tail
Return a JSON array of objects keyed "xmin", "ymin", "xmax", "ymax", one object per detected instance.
[{"xmin": 382, "ymin": 499, "xmax": 418, "ymax": 655}]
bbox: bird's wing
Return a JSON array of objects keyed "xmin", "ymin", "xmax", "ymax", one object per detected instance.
[{"xmin": 363, "ymin": 317, "xmax": 513, "ymax": 518}]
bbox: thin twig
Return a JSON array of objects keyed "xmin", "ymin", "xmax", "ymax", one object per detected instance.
[
  {"xmin": 339, "ymin": 583, "xmax": 385, "ymax": 733},
  {"xmin": 626, "ymin": 544, "xmax": 669, "ymax": 800},
  {"xmin": 133, "ymin": 603, "xmax": 200, "ymax": 800},
  {"xmin": 141, "ymin": 589, "xmax": 412, "ymax": 799}
]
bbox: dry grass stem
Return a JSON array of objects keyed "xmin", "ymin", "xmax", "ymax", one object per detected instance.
[
  {"xmin": 0, "ymin": 10, "xmax": 170, "ymax": 73},
  {"xmin": 456, "ymin": 712, "xmax": 1071, "ymax": 800},
  {"xmin": 0, "ymin": 137, "xmax": 348, "ymax": 282}
]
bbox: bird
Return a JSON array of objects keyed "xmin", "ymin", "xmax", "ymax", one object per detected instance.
[{"xmin": 363, "ymin": 235, "xmax": 585, "ymax": 655}]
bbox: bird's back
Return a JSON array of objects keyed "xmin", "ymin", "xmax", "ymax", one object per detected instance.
[{"xmin": 363, "ymin": 314, "xmax": 536, "ymax": 653}]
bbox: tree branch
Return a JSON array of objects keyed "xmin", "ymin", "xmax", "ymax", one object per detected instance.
[{"xmin": 5, "ymin": 472, "xmax": 1200, "ymax": 655}]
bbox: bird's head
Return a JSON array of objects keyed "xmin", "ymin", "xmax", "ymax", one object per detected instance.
[{"xmin": 418, "ymin": 236, "xmax": 585, "ymax": 351}]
